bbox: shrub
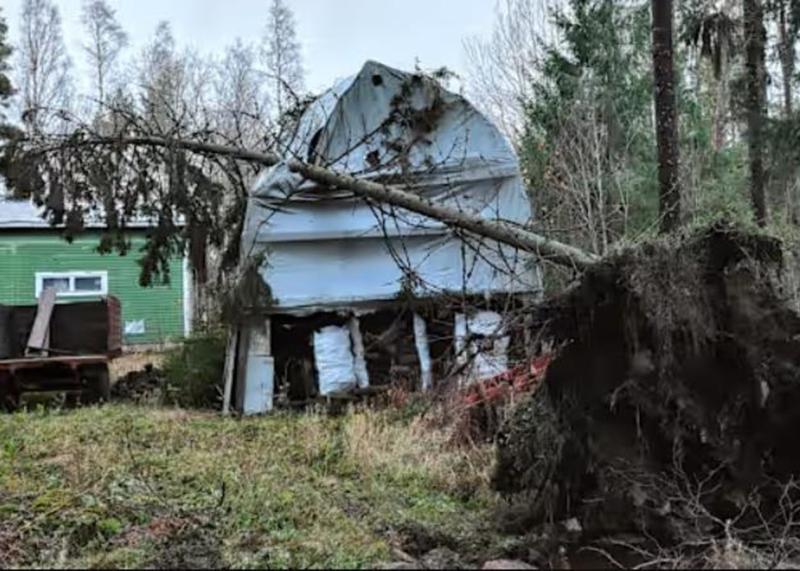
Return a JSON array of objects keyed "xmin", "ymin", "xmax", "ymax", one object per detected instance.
[{"xmin": 161, "ymin": 329, "xmax": 227, "ymax": 409}]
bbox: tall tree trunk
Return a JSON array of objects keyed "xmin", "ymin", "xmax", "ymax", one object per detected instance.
[
  {"xmin": 713, "ymin": 37, "xmax": 730, "ymax": 152},
  {"xmin": 778, "ymin": 0, "xmax": 795, "ymax": 116},
  {"xmin": 651, "ymin": 0, "xmax": 681, "ymax": 233},
  {"xmin": 778, "ymin": 0, "xmax": 798, "ymax": 224},
  {"xmin": 744, "ymin": 0, "xmax": 768, "ymax": 227}
]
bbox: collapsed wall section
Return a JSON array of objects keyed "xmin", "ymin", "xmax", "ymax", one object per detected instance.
[{"xmin": 230, "ymin": 294, "xmax": 536, "ymax": 414}]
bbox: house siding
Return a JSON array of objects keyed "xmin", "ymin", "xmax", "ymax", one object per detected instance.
[{"xmin": 0, "ymin": 231, "xmax": 185, "ymax": 345}]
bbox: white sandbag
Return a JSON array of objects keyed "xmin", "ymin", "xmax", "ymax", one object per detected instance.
[
  {"xmin": 454, "ymin": 311, "xmax": 511, "ymax": 384},
  {"xmin": 468, "ymin": 311, "xmax": 505, "ymax": 336},
  {"xmin": 314, "ymin": 325, "xmax": 358, "ymax": 396},
  {"xmin": 468, "ymin": 311, "xmax": 510, "ymax": 379},
  {"xmin": 348, "ymin": 317, "xmax": 370, "ymax": 389}
]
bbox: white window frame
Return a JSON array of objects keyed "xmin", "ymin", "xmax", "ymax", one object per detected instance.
[{"xmin": 35, "ymin": 271, "xmax": 109, "ymax": 299}]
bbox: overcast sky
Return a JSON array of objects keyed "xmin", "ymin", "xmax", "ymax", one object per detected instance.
[{"xmin": 3, "ymin": 0, "xmax": 496, "ymax": 94}]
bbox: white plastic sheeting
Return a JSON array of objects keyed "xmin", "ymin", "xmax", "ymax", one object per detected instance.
[
  {"xmin": 240, "ymin": 60, "xmax": 542, "ymax": 313},
  {"xmin": 454, "ymin": 311, "xmax": 511, "ymax": 384},
  {"xmin": 413, "ymin": 313, "xmax": 433, "ymax": 391},
  {"xmin": 467, "ymin": 311, "xmax": 510, "ymax": 380},
  {"xmin": 313, "ymin": 325, "xmax": 358, "ymax": 396},
  {"xmin": 348, "ymin": 317, "xmax": 370, "ymax": 389},
  {"xmin": 283, "ymin": 61, "xmax": 517, "ymax": 182}
]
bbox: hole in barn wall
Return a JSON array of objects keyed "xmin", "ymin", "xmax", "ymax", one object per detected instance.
[
  {"xmin": 266, "ymin": 296, "xmax": 535, "ymax": 406},
  {"xmin": 272, "ymin": 313, "xmax": 349, "ymax": 405},
  {"xmin": 371, "ymin": 74, "xmax": 384, "ymax": 87},
  {"xmin": 359, "ymin": 310, "xmax": 417, "ymax": 390}
]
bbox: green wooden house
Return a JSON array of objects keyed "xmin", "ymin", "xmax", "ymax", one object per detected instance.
[{"xmin": 0, "ymin": 199, "xmax": 192, "ymax": 347}]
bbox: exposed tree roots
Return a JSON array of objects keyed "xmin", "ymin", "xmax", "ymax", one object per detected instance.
[{"xmin": 494, "ymin": 223, "xmax": 800, "ymax": 560}]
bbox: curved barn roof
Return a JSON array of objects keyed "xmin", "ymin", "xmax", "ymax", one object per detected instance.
[
  {"xmin": 241, "ymin": 61, "xmax": 540, "ymax": 312},
  {"xmin": 280, "ymin": 60, "xmax": 519, "ymax": 186}
]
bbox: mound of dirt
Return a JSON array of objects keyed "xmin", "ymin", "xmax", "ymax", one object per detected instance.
[
  {"xmin": 495, "ymin": 223, "xmax": 800, "ymax": 552},
  {"xmin": 111, "ymin": 364, "xmax": 165, "ymax": 403}
]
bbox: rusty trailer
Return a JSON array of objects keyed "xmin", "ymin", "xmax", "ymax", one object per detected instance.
[{"xmin": 0, "ymin": 296, "xmax": 122, "ymax": 410}]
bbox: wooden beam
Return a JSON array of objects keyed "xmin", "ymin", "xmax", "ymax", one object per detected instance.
[
  {"xmin": 26, "ymin": 287, "xmax": 56, "ymax": 356},
  {"xmin": 221, "ymin": 328, "xmax": 239, "ymax": 415}
]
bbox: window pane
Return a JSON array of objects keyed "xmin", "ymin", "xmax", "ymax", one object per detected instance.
[
  {"xmin": 74, "ymin": 276, "xmax": 103, "ymax": 292},
  {"xmin": 42, "ymin": 278, "xmax": 70, "ymax": 293}
]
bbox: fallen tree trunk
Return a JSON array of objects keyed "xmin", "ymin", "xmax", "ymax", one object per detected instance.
[
  {"xmin": 288, "ymin": 161, "xmax": 600, "ymax": 269},
  {"xmin": 28, "ymin": 136, "xmax": 599, "ymax": 270}
]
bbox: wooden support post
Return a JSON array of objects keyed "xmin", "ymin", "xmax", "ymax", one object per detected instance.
[
  {"xmin": 242, "ymin": 318, "xmax": 274, "ymax": 415},
  {"xmin": 221, "ymin": 328, "xmax": 239, "ymax": 415},
  {"xmin": 454, "ymin": 313, "xmax": 469, "ymax": 387}
]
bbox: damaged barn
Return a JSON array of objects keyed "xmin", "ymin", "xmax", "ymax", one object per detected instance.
[{"xmin": 224, "ymin": 61, "xmax": 542, "ymax": 414}]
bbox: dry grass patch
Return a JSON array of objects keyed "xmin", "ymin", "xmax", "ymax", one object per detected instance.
[
  {"xmin": 110, "ymin": 351, "xmax": 167, "ymax": 382},
  {"xmin": 0, "ymin": 404, "xmax": 498, "ymax": 569}
]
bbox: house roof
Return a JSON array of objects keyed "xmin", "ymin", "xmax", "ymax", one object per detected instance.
[
  {"xmin": 0, "ymin": 176, "xmax": 176, "ymax": 230},
  {"xmin": 0, "ymin": 199, "xmax": 51, "ymax": 229},
  {"xmin": 0, "ymin": 199, "xmax": 160, "ymax": 230},
  {"xmin": 241, "ymin": 61, "xmax": 540, "ymax": 312},
  {"xmin": 268, "ymin": 60, "xmax": 519, "ymax": 202}
]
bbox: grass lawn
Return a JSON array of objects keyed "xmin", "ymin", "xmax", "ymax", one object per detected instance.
[{"xmin": 0, "ymin": 404, "xmax": 501, "ymax": 569}]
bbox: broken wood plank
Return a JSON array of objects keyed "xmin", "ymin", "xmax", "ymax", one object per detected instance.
[
  {"xmin": 221, "ymin": 328, "xmax": 239, "ymax": 415},
  {"xmin": 26, "ymin": 287, "xmax": 57, "ymax": 356}
]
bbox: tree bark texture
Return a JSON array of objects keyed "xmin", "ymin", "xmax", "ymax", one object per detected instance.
[
  {"xmin": 744, "ymin": 0, "xmax": 768, "ymax": 226},
  {"xmin": 651, "ymin": 0, "xmax": 682, "ymax": 234}
]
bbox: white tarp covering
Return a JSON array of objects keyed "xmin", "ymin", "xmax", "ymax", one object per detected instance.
[
  {"xmin": 467, "ymin": 311, "xmax": 510, "ymax": 380},
  {"xmin": 455, "ymin": 311, "xmax": 511, "ymax": 384},
  {"xmin": 414, "ymin": 313, "xmax": 433, "ymax": 391},
  {"xmin": 283, "ymin": 63, "xmax": 517, "ymax": 180},
  {"xmin": 348, "ymin": 317, "xmax": 371, "ymax": 389},
  {"xmin": 240, "ymin": 60, "xmax": 542, "ymax": 313},
  {"xmin": 313, "ymin": 325, "xmax": 358, "ymax": 396}
]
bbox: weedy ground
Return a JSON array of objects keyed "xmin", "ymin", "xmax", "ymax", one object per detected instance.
[{"xmin": 0, "ymin": 404, "xmax": 499, "ymax": 569}]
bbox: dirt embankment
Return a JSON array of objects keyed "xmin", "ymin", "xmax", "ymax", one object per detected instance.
[{"xmin": 494, "ymin": 223, "xmax": 800, "ymax": 565}]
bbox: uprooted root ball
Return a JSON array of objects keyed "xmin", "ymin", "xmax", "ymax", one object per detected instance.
[{"xmin": 495, "ymin": 223, "xmax": 800, "ymax": 553}]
